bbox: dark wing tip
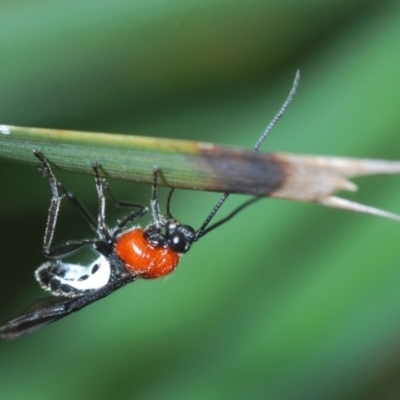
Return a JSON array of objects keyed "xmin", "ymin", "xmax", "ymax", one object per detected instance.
[
  {"xmin": 1, "ymin": 274, "xmax": 139, "ymax": 340},
  {"xmin": 0, "ymin": 296, "xmax": 72, "ymax": 340}
]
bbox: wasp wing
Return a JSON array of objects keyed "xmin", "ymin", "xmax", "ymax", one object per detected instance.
[{"xmin": 1, "ymin": 274, "xmax": 138, "ymax": 340}]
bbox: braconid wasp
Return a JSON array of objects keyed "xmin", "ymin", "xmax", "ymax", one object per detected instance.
[{"xmin": 0, "ymin": 71, "xmax": 300, "ymax": 339}]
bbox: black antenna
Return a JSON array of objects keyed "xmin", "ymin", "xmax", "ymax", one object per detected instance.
[{"xmin": 193, "ymin": 70, "xmax": 301, "ymax": 241}]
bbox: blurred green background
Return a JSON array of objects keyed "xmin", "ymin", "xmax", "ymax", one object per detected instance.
[{"xmin": 1, "ymin": 1, "xmax": 400, "ymax": 399}]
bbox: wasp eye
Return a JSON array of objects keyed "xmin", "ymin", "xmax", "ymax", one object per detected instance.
[{"xmin": 168, "ymin": 232, "xmax": 187, "ymax": 253}]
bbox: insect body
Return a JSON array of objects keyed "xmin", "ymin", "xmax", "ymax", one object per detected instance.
[
  {"xmin": 0, "ymin": 71, "xmax": 300, "ymax": 340},
  {"xmin": 115, "ymin": 228, "xmax": 181, "ymax": 278}
]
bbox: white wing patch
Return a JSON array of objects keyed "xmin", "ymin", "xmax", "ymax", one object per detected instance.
[{"xmin": 35, "ymin": 255, "xmax": 111, "ymax": 298}]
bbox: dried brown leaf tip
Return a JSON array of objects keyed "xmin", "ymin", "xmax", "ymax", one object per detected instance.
[{"xmin": 269, "ymin": 154, "xmax": 400, "ymax": 221}]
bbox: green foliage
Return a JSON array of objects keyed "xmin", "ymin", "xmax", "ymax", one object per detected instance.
[{"xmin": 1, "ymin": 1, "xmax": 400, "ymax": 399}]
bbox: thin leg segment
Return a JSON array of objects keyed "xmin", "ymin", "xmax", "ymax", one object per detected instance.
[
  {"xmin": 34, "ymin": 150, "xmax": 101, "ymax": 255},
  {"xmin": 95, "ymin": 169, "xmax": 148, "ymax": 237},
  {"xmin": 151, "ymin": 166, "xmax": 162, "ymax": 229},
  {"xmin": 56, "ymin": 182, "xmax": 98, "ymax": 233},
  {"xmin": 92, "ymin": 162, "xmax": 109, "ymax": 240},
  {"xmin": 33, "ymin": 150, "xmax": 64, "ymax": 255}
]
